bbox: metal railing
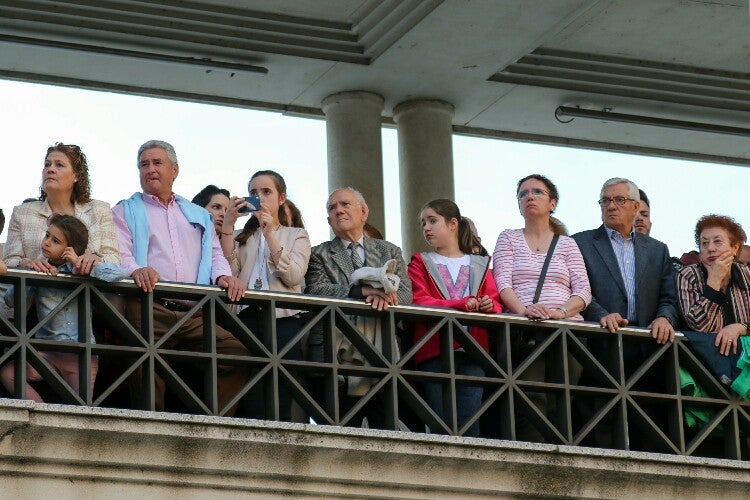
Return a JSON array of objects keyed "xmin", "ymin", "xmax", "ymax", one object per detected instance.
[{"xmin": 0, "ymin": 269, "xmax": 748, "ymax": 460}]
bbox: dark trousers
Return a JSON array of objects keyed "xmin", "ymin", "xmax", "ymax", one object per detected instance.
[
  {"xmin": 236, "ymin": 309, "xmax": 304, "ymax": 421},
  {"xmin": 338, "ymin": 386, "xmax": 387, "ymax": 429},
  {"xmin": 419, "ymin": 352, "xmax": 484, "ymax": 437},
  {"xmin": 125, "ymin": 299, "xmax": 249, "ymax": 415},
  {"xmin": 575, "ymin": 331, "xmax": 666, "ymax": 450}
]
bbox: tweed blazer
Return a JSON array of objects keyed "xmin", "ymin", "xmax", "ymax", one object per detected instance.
[
  {"xmin": 305, "ymin": 235, "xmax": 412, "ymax": 305},
  {"xmin": 3, "ymin": 199, "xmax": 120, "ymax": 267},
  {"xmin": 229, "ymin": 226, "xmax": 311, "ymax": 318},
  {"xmin": 572, "ymin": 225, "xmax": 679, "ymax": 327}
]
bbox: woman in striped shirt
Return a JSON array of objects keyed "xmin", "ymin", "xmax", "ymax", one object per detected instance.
[
  {"xmin": 491, "ymin": 174, "xmax": 591, "ymax": 441},
  {"xmin": 492, "ymin": 174, "xmax": 591, "ymax": 321}
]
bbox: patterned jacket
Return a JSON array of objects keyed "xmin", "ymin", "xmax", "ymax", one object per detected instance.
[
  {"xmin": 3, "ymin": 199, "xmax": 120, "ymax": 267},
  {"xmin": 305, "ymin": 235, "xmax": 412, "ymax": 304}
]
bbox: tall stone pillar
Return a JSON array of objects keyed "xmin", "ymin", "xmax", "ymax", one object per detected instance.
[
  {"xmin": 393, "ymin": 99, "xmax": 455, "ymax": 257},
  {"xmin": 322, "ymin": 91, "xmax": 385, "ymax": 235}
]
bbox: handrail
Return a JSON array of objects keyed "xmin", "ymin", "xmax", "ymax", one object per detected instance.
[{"xmin": 0, "ymin": 269, "xmax": 745, "ymax": 460}]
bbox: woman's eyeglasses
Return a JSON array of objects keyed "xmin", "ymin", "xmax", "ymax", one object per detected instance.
[{"xmin": 517, "ymin": 188, "xmax": 548, "ymax": 199}]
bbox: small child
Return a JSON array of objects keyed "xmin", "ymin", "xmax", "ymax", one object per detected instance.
[
  {"xmin": 1, "ymin": 214, "xmax": 125, "ymax": 402},
  {"xmin": 407, "ymin": 199, "xmax": 502, "ymax": 437}
]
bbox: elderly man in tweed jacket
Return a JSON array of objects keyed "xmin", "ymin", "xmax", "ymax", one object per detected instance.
[
  {"xmin": 305, "ymin": 188, "xmax": 412, "ymax": 426},
  {"xmin": 306, "ymin": 188, "xmax": 411, "ymax": 307}
]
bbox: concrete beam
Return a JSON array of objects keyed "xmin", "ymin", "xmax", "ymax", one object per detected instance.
[{"xmin": 0, "ymin": 400, "xmax": 748, "ymax": 498}]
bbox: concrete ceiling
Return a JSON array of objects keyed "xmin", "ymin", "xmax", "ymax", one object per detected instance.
[{"xmin": 2, "ymin": 0, "xmax": 750, "ymax": 164}]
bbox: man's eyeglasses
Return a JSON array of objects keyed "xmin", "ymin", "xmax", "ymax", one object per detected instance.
[
  {"xmin": 517, "ymin": 188, "xmax": 548, "ymax": 199},
  {"xmin": 598, "ymin": 196, "xmax": 635, "ymax": 207}
]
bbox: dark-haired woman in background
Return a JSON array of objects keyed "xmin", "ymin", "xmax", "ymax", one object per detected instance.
[
  {"xmin": 221, "ymin": 170, "xmax": 311, "ymax": 421},
  {"xmin": 192, "ymin": 184, "xmax": 230, "ymax": 238}
]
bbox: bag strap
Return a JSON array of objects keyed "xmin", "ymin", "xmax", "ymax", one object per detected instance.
[{"xmin": 532, "ymin": 233, "xmax": 560, "ymax": 304}]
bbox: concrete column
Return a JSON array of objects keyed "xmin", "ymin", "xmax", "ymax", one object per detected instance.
[
  {"xmin": 393, "ymin": 99, "xmax": 455, "ymax": 257},
  {"xmin": 322, "ymin": 91, "xmax": 385, "ymax": 235}
]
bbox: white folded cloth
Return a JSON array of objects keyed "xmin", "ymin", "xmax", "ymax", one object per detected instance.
[{"xmin": 350, "ymin": 259, "xmax": 400, "ymax": 294}]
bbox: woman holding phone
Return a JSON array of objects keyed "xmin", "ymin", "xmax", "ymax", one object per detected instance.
[{"xmin": 221, "ymin": 170, "xmax": 311, "ymax": 421}]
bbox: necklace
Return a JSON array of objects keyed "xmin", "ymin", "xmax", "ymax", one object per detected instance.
[
  {"xmin": 255, "ymin": 224, "xmax": 280, "ymax": 289},
  {"xmin": 254, "ymin": 232, "xmax": 270, "ymax": 290},
  {"xmin": 524, "ymin": 229, "xmax": 552, "ymax": 252}
]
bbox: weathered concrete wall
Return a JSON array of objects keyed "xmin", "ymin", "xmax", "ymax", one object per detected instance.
[{"xmin": 0, "ymin": 399, "xmax": 748, "ymax": 499}]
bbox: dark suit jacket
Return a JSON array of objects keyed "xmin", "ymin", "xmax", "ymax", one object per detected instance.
[
  {"xmin": 572, "ymin": 225, "xmax": 678, "ymax": 327},
  {"xmin": 304, "ymin": 235, "xmax": 412, "ymax": 305}
]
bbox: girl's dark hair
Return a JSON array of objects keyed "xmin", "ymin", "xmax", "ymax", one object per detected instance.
[
  {"xmin": 283, "ymin": 198, "xmax": 305, "ymax": 229},
  {"xmin": 549, "ymin": 216, "xmax": 569, "ymax": 236},
  {"xmin": 363, "ymin": 222, "xmax": 383, "ymax": 239},
  {"xmin": 236, "ymin": 170, "xmax": 290, "ymax": 246},
  {"xmin": 41, "ymin": 143, "xmax": 92, "ymax": 204},
  {"xmin": 421, "ymin": 199, "xmax": 479, "ymax": 255},
  {"xmin": 191, "ymin": 184, "xmax": 230, "ymax": 208},
  {"xmin": 48, "ymin": 214, "xmax": 89, "ymax": 256}
]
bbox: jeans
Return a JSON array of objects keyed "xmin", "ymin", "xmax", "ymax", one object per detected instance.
[{"xmin": 419, "ymin": 351, "xmax": 484, "ymax": 437}]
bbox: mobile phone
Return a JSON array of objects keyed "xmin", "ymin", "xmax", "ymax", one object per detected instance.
[{"xmin": 239, "ymin": 195, "xmax": 261, "ymax": 213}]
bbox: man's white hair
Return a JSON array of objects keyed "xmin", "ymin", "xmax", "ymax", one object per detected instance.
[
  {"xmin": 600, "ymin": 177, "xmax": 640, "ymax": 201},
  {"xmin": 137, "ymin": 140, "xmax": 178, "ymax": 166},
  {"xmin": 327, "ymin": 187, "xmax": 367, "ymax": 209}
]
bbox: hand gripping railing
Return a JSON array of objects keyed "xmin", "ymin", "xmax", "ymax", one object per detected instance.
[{"xmin": 0, "ymin": 269, "xmax": 748, "ymax": 459}]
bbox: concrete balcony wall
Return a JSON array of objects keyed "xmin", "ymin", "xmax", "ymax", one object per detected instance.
[{"xmin": 0, "ymin": 400, "xmax": 748, "ymax": 499}]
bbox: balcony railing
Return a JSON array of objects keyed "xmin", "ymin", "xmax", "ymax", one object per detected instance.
[{"xmin": 0, "ymin": 269, "xmax": 748, "ymax": 460}]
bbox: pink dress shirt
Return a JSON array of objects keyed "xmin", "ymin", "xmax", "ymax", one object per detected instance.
[{"xmin": 112, "ymin": 192, "xmax": 231, "ymax": 283}]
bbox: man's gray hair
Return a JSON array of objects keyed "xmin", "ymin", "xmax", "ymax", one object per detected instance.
[
  {"xmin": 327, "ymin": 187, "xmax": 367, "ymax": 209},
  {"xmin": 600, "ymin": 177, "xmax": 640, "ymax": 201},
  {"xmin": 137, "ymin": 140, "xmax": 178, "ymax": 166}
]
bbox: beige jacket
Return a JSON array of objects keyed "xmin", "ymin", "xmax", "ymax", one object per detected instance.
[
  {"xmin": 3, "ymin": 199, "xmax": 120, "ymax": 267},
  {"xmin": 229, "ymin": 226, "xmax": 311, "ymax": 318}
]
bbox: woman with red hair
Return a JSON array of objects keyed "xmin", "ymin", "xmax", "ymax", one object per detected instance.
[{"xmin": 676, "ymin": 215, "xmax": 750, "ymax": 397}]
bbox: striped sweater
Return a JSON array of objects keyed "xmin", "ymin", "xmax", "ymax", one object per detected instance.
[
  {"xmin": 676, "ymin": 262, "xmax": 750, "ymax": 332},
  {"xmin": 492, "ymin": 228, "xmax": 591, "ymax": 319}
]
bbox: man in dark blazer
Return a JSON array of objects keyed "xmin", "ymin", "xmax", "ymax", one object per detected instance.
[
  {"xmin": 573, "ymin": 178, "xmax": 679, "ymax": 448},
  {"xmin": 573, "ymin": 178, "xmax": 679, "ymax": 344},
  {"xmin": 305, "ymin": 187, "xmax": 412, "ymax": 427}
]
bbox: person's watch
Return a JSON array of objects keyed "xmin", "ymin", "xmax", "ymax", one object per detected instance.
[{"xmin": 743, "ymin": 322, "xmax": 750, "ymax": 335}]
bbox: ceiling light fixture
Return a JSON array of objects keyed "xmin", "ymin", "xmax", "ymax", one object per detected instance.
[{"xmin": 555, "ymin": 106, "xmax": 750, "ymax": 138}]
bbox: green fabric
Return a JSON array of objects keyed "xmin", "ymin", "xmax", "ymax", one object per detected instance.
[
  {"xmin": 679, "ymin": 366, "xmax": 716, "ymax": 430},
  {"xmin": 730, "ymin": 335, "xmax": 750, "ymax": 399}
]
